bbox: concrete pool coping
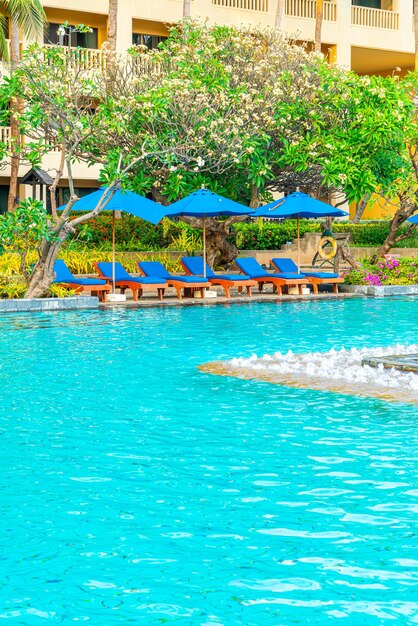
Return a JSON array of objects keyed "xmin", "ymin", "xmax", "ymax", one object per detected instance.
[
  {"xmin": 0, "ymin": 296, "xmax": 99, "ymax": 313},
  {"xmin": 340, "ymin": 284, "xmax": 418, "ymax": 296},
  {"xmin": 1, "ymin": 284, "xmax": 417, "ymax": 313}
]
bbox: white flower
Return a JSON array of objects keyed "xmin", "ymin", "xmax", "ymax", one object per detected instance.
[{"xmin": 196, "ymin": 156, "xmax": 205, "ymax": 167}]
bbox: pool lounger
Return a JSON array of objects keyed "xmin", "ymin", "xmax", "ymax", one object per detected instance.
[
  {"xmin": 54, "ymin": 259, "xmax": 111, "ymax": 301},
  {"xmin": 235, "ymin": 257, "xmax": 310, "ymax": 296},
  {"xmin": 95, "ymin": 262, "xmax": 167, "ymax": 302},
  {"xmin": 137, "ymin": 261, "xmax": 209, "ymax": 300},
  {"xmin": 181, "ymin": 256, "xmax": 257, "ymax": 299},
  {"xmin": 271, "ymin": 258, "xmax": 344, "ymax": 294}
]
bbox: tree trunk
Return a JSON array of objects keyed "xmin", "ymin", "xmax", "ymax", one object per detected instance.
[
  {"xmin": 24, "ymin": 238, "xmax": 63, "ymax": 298},
  {"xmin": 372, "ymin": 210, "xmax": 406, "ymax": 261},
  {"xmin": 107, "ymin": 0, "xmax": 118, "ymax": 52},
  {"xmin": 352, "ymin": 193, "xmax": 370, "ymax": 224},
  {"xmin": 275, "ymin": 0, "xmax": 286, "ymax": 28},
  {"xmin": 205, "ymin": 219, "xmax": 239, "ymax": 268},
  {"xmin": 335, "ymin": 235, "xmax": 361, "ymax": 271},
  {"xmin": 415, "ymin": 0, "xmax": 418, "ymax": 69},
  {"xmin": 183, "ymin": 0, "xmax": 191, "ymax": 18},
  {"xmin": 7, "ymin": 19, "xmax": 21, "ymax": 213},
  {"xmin": 314, "ymin": 0, "xmax": 323, "ymax": 53}
]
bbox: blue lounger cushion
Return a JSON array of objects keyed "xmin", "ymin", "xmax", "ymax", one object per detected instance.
[
  {"xmin": 138, "ymin": 261, "xmax": 209, "ymax": 284},
  {"xmin": 272, "ymin": 257, "xmax": 339, "ymax": 279},
  {"xmin": 275, "ymin": 273, "xmax": 307, "ymax": 280},
  {"xmin": 302, "ymin": 272, "xmax": 340, "ymax": 279},
  {"xmin": 235, "ymin": 257, "xmax": 267, "ymax": 278},
  {"xmin": 54, "ymin": 260, "xmax": 107, "ymax": 285},
  {"xmin": 235, "ymin": 258, "xmax": 306, "ymax": 280},
  {"xmin": 97, "ymin": 262, "xmax": 164, "ymax": 284},
  {"xmin": 181, "ymin": 256, "xmax": 250, "ymax": 281}
]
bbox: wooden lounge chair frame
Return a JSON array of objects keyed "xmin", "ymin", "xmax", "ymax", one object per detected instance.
[
  {"xmin": 305, "ymin": 276, "xmax": 344, "ymax": 294},
  {"xmin": 137, "ymin": 265, "xmax": 207, "ymax": 300},
  {"xmin": 61, "ymin": 281, "xmax": 111, "ymax": 302},
  {"xmin": 95, "ymin": 263, "xmax": 167, "ymax": 302},
  {"xmin": 181, "ymin": 260, "xmax": 257, "ymax": 299},
  {"xmin": 252, "ymin": 276, "xmax": 310, "ymax": 296},
  {"xmin": 270, "ymin": 259, "xmax": 344, "ymax": 295},
  {"xmin": 234, "ymin": 257, "xmax": 312, "ymax": 297}
]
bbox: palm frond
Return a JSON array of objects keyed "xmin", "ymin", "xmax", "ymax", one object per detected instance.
[
  {"xmin": 0, "ymin": 0, "xmax": 47, "ymax": 40},
  {"xmin": 0, "ymin": 14, "xmax": 10, "ymax": 60}
]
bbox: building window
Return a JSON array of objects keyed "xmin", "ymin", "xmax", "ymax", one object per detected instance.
[
  {"xmin": 0, "ymin": 185, "xmax": 9, "ymax": 214},
  {"xmin": 352, "ymin": 0, "xmax": 382, "ymax": 8},
  {"xmin": 47, "ymin": 187, "xmax": 99, "ymax": 213},
  {"xmin": 132, "ymin": 33, "xmax": 166, "ymax": 50},
  {"xmin": 45, "ymin": 23, "xmax": 99, "ymax": 49}
]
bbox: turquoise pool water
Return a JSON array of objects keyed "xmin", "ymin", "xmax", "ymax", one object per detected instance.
[{"xmin": 1, "ymin": 297, "xmax": 418, "ymax": 625}]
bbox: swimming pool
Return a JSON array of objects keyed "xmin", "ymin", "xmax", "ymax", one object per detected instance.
[{"xmin": 1, "ymin": 297, "xmax": 418, "ymax": 624}]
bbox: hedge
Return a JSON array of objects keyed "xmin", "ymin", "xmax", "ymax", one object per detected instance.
[
  {"xmin": 75, "ymin": 213, "xmax": 418, "ymax": 251},
  {"xmin": 232, "ymin": 221, "xmax": 418, "ymax": 249}
]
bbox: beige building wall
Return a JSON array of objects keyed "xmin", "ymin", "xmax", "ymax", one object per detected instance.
[{"xmin": 0, "ymin": 0, "xmax": 415, "ymax": 199}]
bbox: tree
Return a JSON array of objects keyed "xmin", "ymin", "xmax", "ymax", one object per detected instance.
[
  {"xmin": 415, "ymin": 0, "xmax": 418, "ymax": 70},
  {"xmin": 1, "ymin": 22, "xmax": 414, "ymax": 286},
  {"xmin": 314, "ymin": 0, "xmax": 323, "ymax": 53},
  {"xmin": 0, "ymin": 42, "xmax": 259, "ymax": 294},
  {"xmin": 0, "ymin": 0, "xmax": 47, "ymax": 212},
  {"xmin": 120, "ymin": 22, "xmax": 414, "ymax": 265},
  {"xmin": 183, "ymin": 0, "xmax": 191, "ymax": 19},
  {"xmin": 107, "ymin": 0, "xmax": 118, "ymax": 52},
  {"xmin": 275, "ymin": 0, "xmax": 285, "ymax": 29}
]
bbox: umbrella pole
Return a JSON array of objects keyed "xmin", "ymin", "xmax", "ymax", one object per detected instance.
[
  {"xmin": 112, "ymin": 210, "xmax": 116, "ymax": 293},
  {"xmin": 203, "ymin": 215, "xmax": 206, "ymax": 279},
  {"xmin": 297, "ymin": 215, "xmax": 301, "ymax": 274}
]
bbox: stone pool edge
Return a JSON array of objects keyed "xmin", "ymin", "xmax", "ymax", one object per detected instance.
[
  {"xmin": 340, "ymin": 284, "xmax": 418, "ymax": 297},
  {"xmin": 0, "ymin": 296, "xmax": 99, "ymax": 313}
]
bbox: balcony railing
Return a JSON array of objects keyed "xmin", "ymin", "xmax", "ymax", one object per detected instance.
[
  {"xmin": 212, "ymin": 0, "xmax": 268, "ymax": 12},
  {"xmin": 0, "ymin": 126, "xmax": 11, "ymax": 146},
  {"xmin": 44, "ymin": 44, "xmax": 106, "ymax": 71},
  {"xmin": 285, "ymin": 0, "xmax": 337, "ymax": 21},
  {"xmin": 351, "ymin": 6, "xmax": 399, "ymax": 30}
]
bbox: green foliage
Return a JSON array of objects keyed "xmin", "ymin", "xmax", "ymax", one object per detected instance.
[
  {"xmin": 48, "ymin": 284, "xmax": 76, "ymax": 298},
  {"xmin": 0, "ymin": 198, "xmax": 48, "ymax": 248},
  {"xmin": 59, "ymin": 21, "xmax": 93, "ymax": 35},
  {"xmin": 344, "ymin": 256, "xmax": 418, "ymax": 286},
  {"xmin": 77, "ymin": 213, "xmax": 200, "ymax": 252},
  {"xmin": 0, "ymin": 0, "xmax": 47, "ymax": 62},
  {"xmin": 0, "ymin": 21, "xmax": 417, "ymax": 277},
  {"xmin": 0, "ymin": 199, "xmax": 50, "ymax": 279},
  {"xmin": 232, "ymin": 221, "xmax": 418, "ymax": 250},
  {"xmin": 0, "ymin": 251, "xmax": 35, "ymax": 275},
  {"xmin": 59, "ymin": 249, "xmax": 183, "ymax": 275},
  {"xmin": 0, "ymin": 276, "xmax": 26, "ymax": 299},
  {"xmin": 0, "ymin": 248, "xmax": 183, "ymax": 287},
  {"xmin": 73, "ymin": 216, "xmax": 418, "ymax": 252}
]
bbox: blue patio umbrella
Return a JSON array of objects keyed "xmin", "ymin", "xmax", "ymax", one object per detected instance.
[
  {"xmin": 58, "ymin": 187, "xmax": 166, "ymax": 291},
  {"xmin": 254, "ymin": 190, "xmax": 348, "ymax": 271},
  {"xmin": 407, "ymin": 214, "xmax": 418, "ymax": 224},
  {"xmin": 164, "ymin": 188, "xmax": 255, "ymax": 277}
]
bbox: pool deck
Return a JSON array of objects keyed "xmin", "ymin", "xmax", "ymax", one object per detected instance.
[{"xmin": 101, "ymin": 288, "xmax": 358, "ymax": 308}]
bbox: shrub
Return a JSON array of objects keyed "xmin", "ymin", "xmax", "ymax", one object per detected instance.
[
  {"xmin": 59, "ymin": 249, "xmax": 183, "ymax": 275},
  {"xmin": 232, "ymin": 220, "xmax": 418, "ymax": 250},
  {"xmin": 75, "ymin": 213, "xmax": 200, "ymax": 251},
  {"xmin": 344, "ymin": 256, "xmax": 418, "ymax": 286},
  {"xmin": 0, "ymin": 277, "xmax": 27, "ymax": 299},
  {"xmin": 73, "ymin": 214, "xmax": 418, "ymax": 252}
]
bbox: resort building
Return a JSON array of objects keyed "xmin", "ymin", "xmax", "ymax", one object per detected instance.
[{"xmin": 0, "ymin": 0, "xmax": 415, "ymax": 214}]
